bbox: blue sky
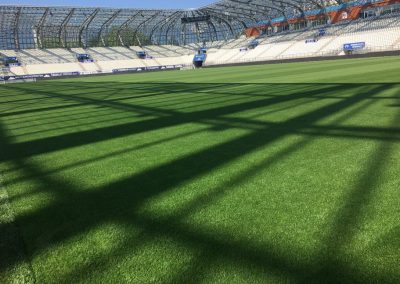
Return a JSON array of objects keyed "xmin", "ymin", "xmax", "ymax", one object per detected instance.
[{"xmin": 0, "ymin": 0, "xmax": 217, "ymax": 9}]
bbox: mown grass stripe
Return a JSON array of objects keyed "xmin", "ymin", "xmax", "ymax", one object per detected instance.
[{"xmin": 0, "ymin": 169, "xmax": 36, "ymax": 284}]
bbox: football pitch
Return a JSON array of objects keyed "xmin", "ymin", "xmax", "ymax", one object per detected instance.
[{"xmin": 1, "ymin": 56, "xmax": 400, "ymax": 283}]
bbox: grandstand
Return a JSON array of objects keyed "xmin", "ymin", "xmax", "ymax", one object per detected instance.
[
  {"xmin": 1, "ymin": 1, "xmax": 400, "ymax": 284},
  {"xmin": 1, "ymin": 1, "xmax": 400, "ymax": 79}
]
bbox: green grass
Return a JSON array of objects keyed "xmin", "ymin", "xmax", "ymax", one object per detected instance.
[{"xmin": 1, "ymin": 56, "xmax": 400, "ymax": 283}]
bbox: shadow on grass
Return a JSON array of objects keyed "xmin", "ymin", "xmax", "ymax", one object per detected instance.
[
  {"xmin": 0, "ymin": 83, "xmax": 362, "ymax": 160},
  {"xmin": 1, "ymin": 82, "xmax": 399, "ymax": 282}
]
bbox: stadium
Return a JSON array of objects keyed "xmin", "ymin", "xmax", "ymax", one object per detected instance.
[{"xmin": 0, "ymin": 0, "xmax": 399, "ymax": 282}]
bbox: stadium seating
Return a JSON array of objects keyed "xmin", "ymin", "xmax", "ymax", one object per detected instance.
[
  {"xmin": 143, "ymin": 45, "xmax": 193, "ymax": 57},
  {"xmin": 1, "ymin": 13, "xmax": 400, "ymax": 77},
  {"xmin": 203, "ymin": 13, "xmax": 400, "ymax": 66},
  {"xmin": 0, "ymin": 66, "xmax": 14, "ymax": 78},
  {"xmin": 87, "ymin": 47, "xmax": 138, "ymax": 60}
]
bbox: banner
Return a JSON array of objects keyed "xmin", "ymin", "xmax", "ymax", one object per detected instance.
[
  {"xmin": 305, "ymin": 38, "xmax": 317, "ymax": 43},
  {"xmin": 343, "ymin": 42, "xmax": 365, "ymax": 51},
  {"xmin": 193, "ymin": 54, "xmax": 206, "ymax": 62},
  {"xmin": 2, "ymin": 65, "xmax": 182, "ymax": 81},
  {"xmin": 112, "ymin": 65, "xmax": 181, "ymax": 74}
]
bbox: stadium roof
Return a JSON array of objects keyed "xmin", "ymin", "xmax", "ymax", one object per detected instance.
[{"xmin": 1, "ymin": 0, "xmax": 350, "ymax": 49}]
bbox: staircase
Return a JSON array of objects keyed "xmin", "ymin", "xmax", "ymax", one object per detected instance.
[
  {"xmin": 275, "ymin": 40, "xmax": 300, "ymax": 59},
  {"xmin": 78, "ymin": 62, "xmax": 87, "ymax": 72},
  {"xmin": 392, "ymin": 33, "xmax": 400, "ymax": 49},
  {"xmin": 315, "ymin": 35, "xmax": 340, "ymax": 54},
  {"xmin": 22, "ymin": 65, "xmax": 28, "ymax": 75},
  {"xmin": 93, "ymin": 61, "xmax": 102, "ymax": 72},
  {"xmin": 0, "ymin": 67, "xmax": 12, "ymax": 77}
]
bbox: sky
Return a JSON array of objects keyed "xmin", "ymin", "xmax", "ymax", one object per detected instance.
[{"xmin": 0, "ymin": 0, "xmax": 217, "ymax": 9}]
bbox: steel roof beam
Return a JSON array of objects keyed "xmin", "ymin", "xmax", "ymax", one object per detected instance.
[
  {"xmin": 148, "ymin": 11, "xmax": 181, "ymax": 44},
  {"xmin": 203, "ymin": 9, "xmax": 236, "ymax": 39},
  {"xmin": 79, "ymin": 9, "xmax": 100, "ymax": 48},
  {"xmin": 205, "ymin": 7, "xmax": 258, "ymax": 24},
  {"xmin": 208, "ymin": 4, "xmax": 266, "ymax": 20},
  {"xmin": 36, "ymin": 8, "xmax": 49, "ymax": 49},
  {"xmin": 97, "ymin": 9, "xmax": 122, "ymax": 46},
  {"xmin": 59, "ymin": 8, "xmax": 75, "ymax": 48},
  {"xmin": 1, "ymin": 1, "xmax": 350, "ymax": 48},
  {"xmin": 117, "ymin": 11, "xmax": 143, "ymax": 46},
  {"xmin": 13, "ymin": 7, "xmax": 22, "ymax": 49},
  {"xmin": 164, "ymin": 12, "xmax": 185, "ymax": 45},
  {"xmin": 226, "ymin": 0, "xmax": 300, "ymax": 18}
]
